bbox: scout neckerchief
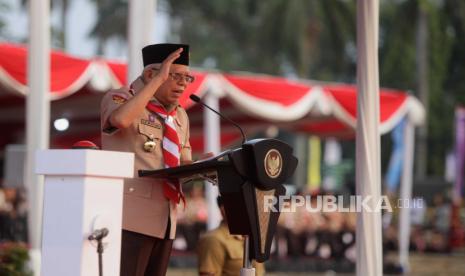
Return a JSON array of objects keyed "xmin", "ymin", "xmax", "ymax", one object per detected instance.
[
  {"xmin": 145, "ymin": 100, "xmax": 186, "ymax": 206},
  {"xmin": 129, "ymin": 79, "xmax": 185, "ymax": 206}
]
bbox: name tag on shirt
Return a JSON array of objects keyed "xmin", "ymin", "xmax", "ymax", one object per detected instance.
[{"xmin": 141, "ymin": 119, "xmax": 162, "ymax": 129}]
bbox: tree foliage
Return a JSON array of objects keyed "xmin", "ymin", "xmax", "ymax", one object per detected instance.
[
  {"xmin": 168, "ymin": 0, "xmax": 356, "ymax": 80},
  {"xmin": 0, "ymin": 242, "xmax": 32, "ymax": 276},
  {"xmin": 87, "ymin": 0, "xmax": 465, "ymax": 176},
  {"xmin": 88, "ymin": 0, "xmax": 127, "ymax": 54},
  {"xmin": 0, "ymin": 0, "xmax": 9, "ymax": 37},
  {"xmin": 20, "ymin": 0, "xmax": 69, "ymax": 49}
]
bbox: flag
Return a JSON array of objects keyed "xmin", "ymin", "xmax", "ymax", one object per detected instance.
[
  {"xmin": 384, "ymin": 118, "xmax": 406, "ymax": 193},
  {"xmin": 454, "ymin": 107, "xmax": 465, "ymax": 203},
  {"xmin": 307, "ymin": 136, "xmax": 321, "ymax": 193}
]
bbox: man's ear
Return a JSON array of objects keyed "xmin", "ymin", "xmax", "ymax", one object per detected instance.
[
  {"xmin": 142, "ymin": 68, "xmax": 153, "ymax": 82},
  {"xmin": 142, "ymin": 69, "xmax": 152, "ymax": 82}
]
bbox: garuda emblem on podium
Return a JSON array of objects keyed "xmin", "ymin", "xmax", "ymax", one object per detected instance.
[{"xmin": 264, "ymin": 149, "xmax": 282, "ymax": 178}]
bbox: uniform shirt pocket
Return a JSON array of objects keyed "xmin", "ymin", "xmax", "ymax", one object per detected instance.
[
  {"xmin": 138, "ymin": 121, "xmax": 163, "ymax": 138},
  {"xmin": 138, "ymin": 122, "xmax": 163, "ymax": 157}
]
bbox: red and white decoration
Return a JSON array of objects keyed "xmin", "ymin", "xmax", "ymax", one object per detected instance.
[
  {"xmin": 0, "ymin": 42, "xmax": 424, "ymax": 152},
  {"xmin": 145, "ymin": 101, "xmax": 184, "ymax": 204}
]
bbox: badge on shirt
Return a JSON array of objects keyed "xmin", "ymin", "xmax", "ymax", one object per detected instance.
[
  {"xmin": 112, "ymin": 94, "xmax": 127, "ymax": 104},
  {"xmin": 141, "ymin": 119, "xmax": 162, "ymax": 129},
  {"xmin": 144, "ymin": 138, "xmax": 156, "ymax": 152}
]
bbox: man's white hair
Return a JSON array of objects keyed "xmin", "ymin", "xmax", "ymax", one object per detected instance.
[{"xmin": 143, "ymin": 63, "xmax": 162, "ymax": 72}]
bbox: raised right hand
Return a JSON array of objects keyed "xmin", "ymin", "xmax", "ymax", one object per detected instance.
[{"xmin": 155, "ymin": 48, "xmax": 183, "ymax": 82}]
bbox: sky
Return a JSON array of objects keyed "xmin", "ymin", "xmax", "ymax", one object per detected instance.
[{"xmin": 2, "ymin": 0, "xmax": 169, "ymax": 60}]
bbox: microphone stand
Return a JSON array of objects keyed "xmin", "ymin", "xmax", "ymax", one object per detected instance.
[
  {"xmin": 97, "ymin": 239, "xmax": 104, "ymax": 276},
  {"xmin": 241, "ymin": 235, "xmax": 255, "ymax": 276},
  {"xmin": 88, "ymin": 228, "xmax": 109, "ymax": 276},
  {"xmin": 190, "ymin": 95, "xmax": 254, "ymax": 275},
  {"xmin": 189, "ymin": 94, "xmax": 247, "ymax": 144}
]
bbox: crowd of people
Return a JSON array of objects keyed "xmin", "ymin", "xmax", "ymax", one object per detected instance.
[
  {"xmin": 174, "ymin": 187, "xmax": 359, "ymax": 261},
  {"xmin": 0, "ymin": 187, "xmax": 28, "ymax": 243},
  {"xmin": 173, "ymin": 185, "xmax": 458, "ymax": 262},
  {"xmin": 0, "ymin": 184, "xmax": 459, "ymax": 261}
]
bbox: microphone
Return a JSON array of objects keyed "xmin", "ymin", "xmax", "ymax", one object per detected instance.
[
  {"xmin": 88, "ymin": 228, "xmax": 109, "ymax": 241},
  {"xmin": 190, "ymin": 94, "xmax": 247, "ymax": 144}
]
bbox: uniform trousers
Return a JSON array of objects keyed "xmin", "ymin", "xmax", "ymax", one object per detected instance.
[{"xmin": 120, "ymin": 219, "xmax": 173, "ymax": 276}]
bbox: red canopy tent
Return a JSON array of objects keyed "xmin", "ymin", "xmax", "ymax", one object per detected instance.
[{"xmin": 0, "ymin": 42, "xmax": 424, "ymax": 153}]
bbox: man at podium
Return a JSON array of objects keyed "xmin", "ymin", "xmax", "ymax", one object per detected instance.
[{"xmin": 100, "ymin": 43, "xmax": 194, "ymax": 276}]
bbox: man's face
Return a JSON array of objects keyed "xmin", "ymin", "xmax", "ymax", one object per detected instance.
[{"xmin": 152, "ymin": 64, "xmax": 191, "ymax": 107}]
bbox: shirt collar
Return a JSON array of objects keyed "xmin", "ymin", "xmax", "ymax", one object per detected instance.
[
  {"xmin": 219, "ymin": 221, "xmax": 243, "ymax": 241},
  {"xmin": 129, "ymin": 77, "xmax": 145, "ymax": 94}
]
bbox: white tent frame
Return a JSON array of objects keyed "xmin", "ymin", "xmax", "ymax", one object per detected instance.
[{"xmin": 25, "ymin": 1, "xmax": 51, "ymax": 275}]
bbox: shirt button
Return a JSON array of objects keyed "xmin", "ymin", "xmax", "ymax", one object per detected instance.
[{"xmin": 129, "ymin": 187, "xmax": 135, "ymax": 192}]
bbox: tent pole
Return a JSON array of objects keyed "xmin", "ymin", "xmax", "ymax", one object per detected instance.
[
  {"xmin": 355, "ymin": 1, "xmax": 383, "ymax": 275},
  {"xmin": 127, "ymin": 0, "xmax": 155, "ymax": 82},
  {"xmin": 25, "ymin": 0, "xmax": 51, "ymax": 275},
  {"xmin": 203, "ymin": 93, "xmax": 222, "ymax": 230},
  {"xmin": 398, "ymin": 120, "xmax": 415, "ymax": 271}
]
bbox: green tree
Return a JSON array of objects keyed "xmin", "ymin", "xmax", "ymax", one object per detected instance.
[
  {"xmin": 379, "ymin": 0, "xmax": 418, "ymax": 90},
  {"xmin": 21, "ymin": 0, "xmax": 70, "ymax": 49},
  {"xmin": 90, "ymin": 0, "xmax": 355, "ymax": 80},
  {"xmin": 88, "ymin": 0, "xmax": 127, "ymax": 55},
  {"xmin": 0, "ymin": 0, "xmax": 10, "ymax": 38},
  {"xmin": 168, "ymin": 0, "xmax": 356, "ymax": 80},
  {"xmin": 85, "ymin": 0, "xmax": 465, "ymax": 177},
  {"xmin": 426, "ymin": 1, "xmax": 454, "ymax": 175},
  {"xmin": 0, "ymin": 242, "xmax": 32, "ymax": 276},
  {"xmin": 444, "ymin": 0, "xmax": 465, "ymax": 105},
  {"xmin": 87, "ymin": 0, "xmax": 356, "ymax": 79},
  {"xmin": 379, "ymin": 0, "xmax": 456, "ymax": 176}
]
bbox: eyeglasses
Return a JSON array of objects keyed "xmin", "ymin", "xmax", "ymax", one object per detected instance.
[
  {"xmin": 152, "ymin": 68, "xmax": 195, "ymax": 83},
  {"xmin": 168, "ymin": 72, "xmax": 195, "ymax": 83}
]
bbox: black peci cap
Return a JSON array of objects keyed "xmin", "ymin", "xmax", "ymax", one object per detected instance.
[{"xmin": 142, "ymin": 43, "xmax": 189, "ymax": 67}]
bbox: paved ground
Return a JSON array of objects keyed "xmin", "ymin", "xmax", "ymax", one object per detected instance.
[
  {"xmin": 166, "ymin": 251, "xmax": 465, "ymax": 276},
  {"xmin": 400, "ymin": 252, "xmax": 465, "ymax": 276}
]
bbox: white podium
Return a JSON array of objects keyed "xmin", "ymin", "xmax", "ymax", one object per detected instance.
[{"xmin": 36, "ymin": 149, "xmax": 134, "ymax": 276}]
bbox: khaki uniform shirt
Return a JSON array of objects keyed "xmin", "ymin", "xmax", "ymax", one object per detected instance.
[
  {"xmin": 100, "ymin": 77, "xmax": 192, "ymax": 239},
  {"xmin": 197, "ymin": 222, "xmax": 265, "ymax": 276}
]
